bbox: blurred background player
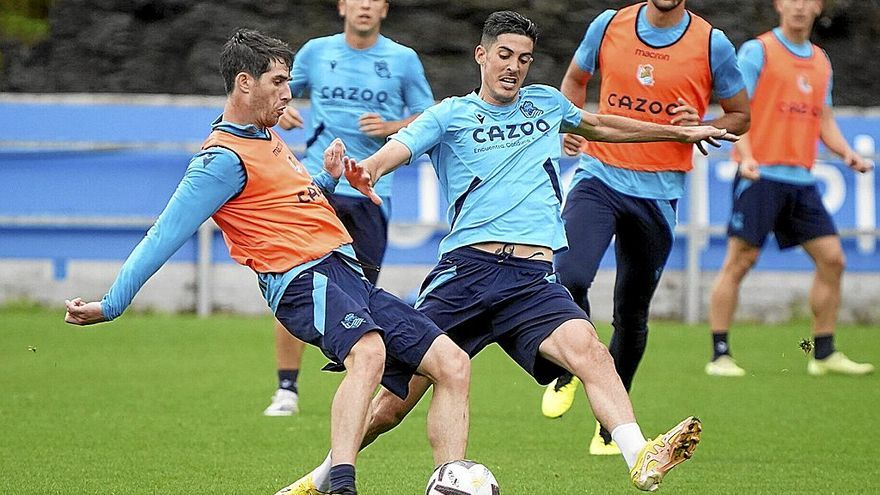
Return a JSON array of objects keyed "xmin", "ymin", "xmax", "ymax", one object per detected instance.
[
  {"xmin": 279, "ymin": 11, "xmax": 740, "ymax": 494},
  {"xmin": 706, "ymin": 0, "xmax": 874, "ymax": 377},
  {"xmin": 64, "ymin": 29, "xmax": 470, "ymax": 495},
  {"xmin": 542, "ymin": 0, "xmax": 750, "ymax": 455},
  {"xmin": 263, "ymin": 0, "xmax": 435, "ymax": 416}
]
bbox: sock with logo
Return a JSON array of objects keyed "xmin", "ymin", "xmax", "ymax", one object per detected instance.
[
  {"xmin": 278, "ymin": 369, "xmax": 299, "ymax": 394},
  {"xmin": 712, "ymin": 331, "xmax": 730, "ymax": 361}
]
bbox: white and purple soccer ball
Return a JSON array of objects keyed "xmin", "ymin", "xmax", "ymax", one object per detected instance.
[{"xmin": 425, "ymin": 460, "xmax": 500, "ymax": 495}]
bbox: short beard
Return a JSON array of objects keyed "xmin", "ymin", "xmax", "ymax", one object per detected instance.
[{"xmin": 652, "ymin": 0, "xmax": 685, "ymax": 13}]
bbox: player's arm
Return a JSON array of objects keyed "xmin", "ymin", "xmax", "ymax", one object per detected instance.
[
  {"xmin": 560, "ymin": 11, "xmax": 611, "ymax": 157},
  {"xmin": 820, "ymin": 105, "xmax": 873, "ymax": 173},
  {"xmin": 560, "ymin": 60, "xmax": 593, "ymax": 156},
  {"xmin": 567, "ymin": 110, "xmax": 738, "ymax": 153},
  {"xmin": 64, "ymin": 150, "xmax": 244, "ymax": 325},
  {"xmin": 345, "ymin": 107, "xmax": 443, "ymax": 206},
  {"xmin": 358, "ymin": 112, "xmax": 422, "ymax": 138},
  {"xmin": 343, "ymin": 139, "xmax": 412, "ymax": 206},
  {"xmin": 279, "ymin": 42, "xmax": 311, "ymax": 130},
  {"xmin": 699, "ymin": 29, "xmax": 751, "ymax": 135}
]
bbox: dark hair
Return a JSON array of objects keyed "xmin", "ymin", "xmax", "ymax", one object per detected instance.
[
  {"xmin": 220, "ymin": 28, "xmax": 294, "ymax": 94},
  {"xmin": 481, "ymin": 11, "xmax": 539, "ymax": 46}
]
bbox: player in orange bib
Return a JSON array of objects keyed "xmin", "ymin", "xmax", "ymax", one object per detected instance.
[
  {"xmin": 706, "ymin": 0, "xmax": 874, "ymax": 378},
  {"xmin": 63, "ymin": 29, "xmax": 470, "ymax": 495},
  {"xmin": 542, "ymin": 0, "xmax": 751, "ymax": 455}
]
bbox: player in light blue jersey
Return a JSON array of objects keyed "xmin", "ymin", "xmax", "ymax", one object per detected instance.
[
  {"xmin": 542, "ymin": 0, "xmax": 752, "ymax": 454},
  {"xmin": 283, "ymin": 11, "xmax": 737, "ymax": 494},
  {"xmin": 264, "ymin": 0, "xmax": 435, "ymax": 417}
]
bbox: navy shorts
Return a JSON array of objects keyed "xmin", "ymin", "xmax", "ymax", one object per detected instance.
[
  {"xmin": 274, "ymin": 253, "xmax": 442, "ymax": 399},
  {"xmin": 327, "ymin": 193, "xmax": 389, "ymax": 284},
  {"xmin": 728, "ymin": 174, "xmax": 837, "ymax": 249},
  {"xmin": 415, "ymin": 246, "xmax": 588, "ymax": 385}
]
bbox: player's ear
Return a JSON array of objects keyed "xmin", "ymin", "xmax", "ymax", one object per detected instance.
[
  {"xmin": 380, "ymin": 0, "xmax": 388, "ymax": 20},
  {"xmin": 474, "ymin": 44, "xmax": 486, "ymax": 66},
  {"xmin": 337, "ymin": 0, "xmax": 345, "ymax": 18},
  {"xmin": 235, "ymin": 72, "xmax": 252, "ymax": 94}
]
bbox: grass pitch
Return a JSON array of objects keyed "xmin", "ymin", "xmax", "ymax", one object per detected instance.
[{"xmin": 2, "ymin": 306, "xmax": 878, "ymax": 494}]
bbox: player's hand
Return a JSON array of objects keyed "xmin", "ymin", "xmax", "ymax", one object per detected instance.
[
  {"xmin": 738, "ymin": 158, "xmax": 760, "ymax": 180},
  {"xmin": 679, "ymin": 126, "xmax": 738, "ymax": 156},
  {"xmin": 278, "ymin": 106, "xmax": 304, "ymax": 130},
  {"xmin": 358, "ymin": 113, "xmax": 391, "ymax": 138},
  {"xmin": 670, "ymin": 98, "xmax": 701, "ymax": 126},
  {"xmin": 322, "ymin": 138, "xmax": 346, "ymax": 180},
  {"xmin": 344, "ymin": 157, "xmax": 382, "ymax": 206},
  {"xmin": 562, "ymin": 133, "xmax": 585, "ymax": 156},
  {"xmin": 843, "ymin": 150, "xmax": 874, "ymax": 173},
  {"xmin": 64, "ymin": 298, "xmax": 106, "ymax": 326}
]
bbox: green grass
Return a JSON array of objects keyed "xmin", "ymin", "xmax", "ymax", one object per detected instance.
[{"xmin": 2, "ymin": 308, "xmax": 878, "ymax": 494}]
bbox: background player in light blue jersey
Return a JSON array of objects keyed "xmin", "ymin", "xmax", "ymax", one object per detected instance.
[
  {"xmin": 542, "ymin": 0, "xmax": 751, "ymax": 455},
  {"xmin": 264, "ymin": 0, "xmax": 435, "ymax": 417},
  {"xmin": 285, "ymin": 11, "xmax": 738, "ymax": 493}
]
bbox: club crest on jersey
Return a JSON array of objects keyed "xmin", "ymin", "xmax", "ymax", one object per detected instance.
[
  {"xmin": 519, "ymin": 100, "xmax": 544, "ymax": 118},
  {"xmin": 287, "ymin": 155, "xmax": 303, "ymax": 173},
  {"xmin": 374, "ymin": 60, "xmax": 391, "ymax": 79},
  {"xmin": 341, "ymin": 312, "xmax": 366, "ymax": 329},
  {"xmin": 797, "ymin": 74, "xmax": 813, "ymax": 94},
  {"xmin": 637, "ymin": 64, "xmax": 655, "ymax": 87}
]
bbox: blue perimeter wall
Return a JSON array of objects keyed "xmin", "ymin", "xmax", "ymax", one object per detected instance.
[{"xmin": 2, "ymin": 101, "xmax": 879, "ymax": 276}]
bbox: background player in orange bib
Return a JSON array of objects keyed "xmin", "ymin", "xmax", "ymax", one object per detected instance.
[
  {"xmin": 706, "ymin": 0, "xmax": 874, "ymax": 378},
  {"xmin": 542, "ymin": 0, "xmax": 751, "ymax": 455}
]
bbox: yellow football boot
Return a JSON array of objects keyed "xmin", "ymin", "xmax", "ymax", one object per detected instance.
[
  {"xmin": 808, "ymin": 352, "xmax": 874, "ymax": 376},
  {"xmin": 630, "ymin": 416, "xmax": 701, "ymax": 492},
  {"xmin": 273, "ymin": 474, "xmax": 326, "ymax": 495},
  {"xmin": 541, "ymin": 375, "xmax": 580, "ymax": 418},
  {"xmin": 589, "ymin": 422, "xmax": 621, "ymax": 455}
]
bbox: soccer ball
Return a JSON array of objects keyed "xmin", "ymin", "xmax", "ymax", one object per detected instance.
[{"xmin": 425, "ymin": 460, "xmax": 499, "ymax": 495}]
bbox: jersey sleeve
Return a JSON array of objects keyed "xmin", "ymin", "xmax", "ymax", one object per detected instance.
[
  {"xmin": 290, "ymin": 40, "xmax": 313, "ymax": 97},
  {"xmin": 551, "ymin": 86, "xmax": 583, "ymax": 131},
  {"xmin": 401, "ymin": 49, "xmax": 435, "ymax": 114},
  {"xmin": 736, "ymin": 39, "xmax": 765, "ymax": 98},
  {"xmin": 573, "ymin": 9, "xmax": 616, "ymax": 74},
  {"xmin": 389, "ymin": 103, "xmax": 445, "ymax": 164},
  {"xmin": 709, "ymin": 29, "xmax": 746, "ymax": 100},
  {"xmin": 312, "ymin": 170, "xmax": 339, "ymax": 194},
  {"xmin": 99, "ymin": 148, "xmax": 245, "ymax": 320}
]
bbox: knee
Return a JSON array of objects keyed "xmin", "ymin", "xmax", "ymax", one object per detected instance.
[
  {"xmin": 819, "ymin": 252, "xmax": 846, "ymax": 276},
  {"xmin": 347, "ymin": 332, "xmax": 386, "ymax": 381},
  {"xmin": 724, "ymin": 250, "xmax": 759, "ymax": 281},
  {"xmin": 429, "ymin": 339, "xmax": 471, "ymax": 391}
]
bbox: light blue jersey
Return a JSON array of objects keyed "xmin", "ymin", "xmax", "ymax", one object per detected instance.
[
  {"xmin": 738, "ymin": 28, "xmax": 835, "ymax": 185},
  {"xmin": 291, "ymin": 34, "xmax": 434, "ymax": 201},
  {"xmin": 571, "ymin": 7, "xmax": 746, "ymax": 200},
  {"xmin": 99, "ymin": 119, "xmax": 347, "ymax": 320},
  {"xmin": 391, "ymin": 85, "xmax": 583, "ymax": 257}
]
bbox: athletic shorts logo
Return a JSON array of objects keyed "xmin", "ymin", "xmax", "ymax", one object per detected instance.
[
  {"xmin": 637, "ymin": 64, "xmax": 655, "ymax": 87},
  {"xmin": 519, "ymin": 100, "xmax": 544, "ymax": 118},
  {"xmin": 374, "ymin": 60, "xmax": 391, "ymax": 79},
  {"xmin": 797, "ymin": 74, "xmax": 813, "ymax": 94},
  {"xmin": 341, "ymin": 312, "xmax": 366, "ymax": 329}
]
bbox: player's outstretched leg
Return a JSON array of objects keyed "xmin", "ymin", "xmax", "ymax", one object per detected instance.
[
  {"xmin": 538, "ymin": 319, "xmax": 700, "ymax": 491},
  {"xmin": 277, "ymin": 336, "xmax": 468, "ymax": 494}
]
